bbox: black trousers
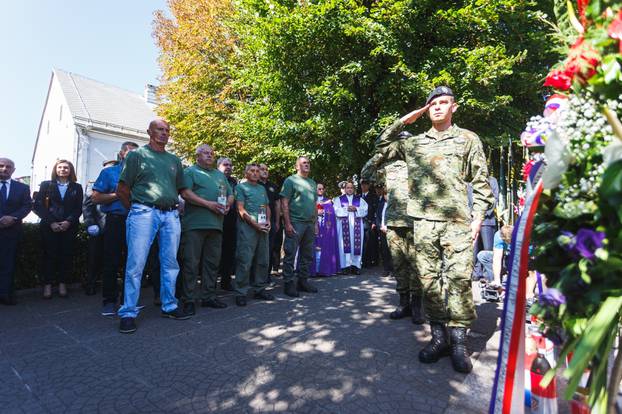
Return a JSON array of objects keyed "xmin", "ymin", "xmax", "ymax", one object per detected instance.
[
  {"xmin": 102, "ymin": 215, "xmax": 126, "ymax": 304},
  {"xmin": 219, "ymin": 225, "xmax": 236, "ymax": 282},
  {"xmin": 86, "ymin": 234, "xmax": 103, "ymax": 290},
  {"xmin": 378, "ymin": 231, "xmax": 393, "ymax": 272},
  {"xmin": 0, "ymin": 227, "xmax": 21, "ymax": 296},
  {"xmin": 40, "ymin": 224, "xmax": 77, "ymax": 284},
  {"xmin": 272, "ymin": 221, "xmax": 284, "ymax": 271},
  {"xmin": 363, "ymin": 224, "xmax": 379, "ymax": 266}
]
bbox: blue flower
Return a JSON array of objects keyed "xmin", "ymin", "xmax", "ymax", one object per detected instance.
[{"xmin": 540, "ymin": 288, "xmax": 566, "ymax": 307}]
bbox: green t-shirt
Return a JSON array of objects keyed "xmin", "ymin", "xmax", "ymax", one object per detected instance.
[
  {"xmin": 119, "ymin": 145, "xmax": 185, "ymax": 207},
  {"xmin": 280, "ymin": 174, "xmax": 317, "ymax": 223},
  {"xmin": 235, "ymin": 181, "xmax": 269, "ymax": 221},
  {"xmin": 181, "ymin": 164, "xmax": 233, "ymax": 232}
]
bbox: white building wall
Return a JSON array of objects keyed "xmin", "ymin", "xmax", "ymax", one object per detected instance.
[
  {"xmin": 31, "ymin": 75, "xmax": 76, "ymax": 192},
  {"xmin": 81, "ymin": 131, "xmax": 148, "ymax": 191}
]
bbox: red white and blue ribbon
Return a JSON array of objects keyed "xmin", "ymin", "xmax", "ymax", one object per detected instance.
[{"xmin": 489, "ymin": 161, "xmax": 546, "ymax": 414}]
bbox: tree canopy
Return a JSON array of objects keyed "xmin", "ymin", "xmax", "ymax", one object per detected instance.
[{"xmin": 154, "ymin": 0, "xmax": 557, "ymax": 187}]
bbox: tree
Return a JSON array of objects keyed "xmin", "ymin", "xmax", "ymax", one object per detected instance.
[
  {"xmin": 153, "ymin": 0, "xmax": 238, "ymax": 160},
  {"xmin": 154, "ymin": 0, "xmax": 558, "ymax": 186}
]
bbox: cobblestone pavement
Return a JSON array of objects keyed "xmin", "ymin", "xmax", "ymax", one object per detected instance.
[{"xmin": 0, "ymin": 269, "xmax": 501, "ymax": 413}]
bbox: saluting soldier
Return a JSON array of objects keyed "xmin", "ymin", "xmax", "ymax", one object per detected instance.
[{"xmin": 373, "ymin": 86, "xmax": 493, "ymax": 373}]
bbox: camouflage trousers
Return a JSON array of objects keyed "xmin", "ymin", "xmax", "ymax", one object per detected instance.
[
  {"xmin": 413, "ymin": 219, "xmax": 475, "ymax": 328},
  {"xmin": 385, "ymin": 226, "xmax": 422, "ymax": 295}
]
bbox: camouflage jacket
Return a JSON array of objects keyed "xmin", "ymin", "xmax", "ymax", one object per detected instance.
[
  {"xmin": 374, "ymin": 119, "xmax": 493, "ymax": 223},
  {"xmin": 361, "ymin": 155, "xmax": 411, "ymax": 228}
]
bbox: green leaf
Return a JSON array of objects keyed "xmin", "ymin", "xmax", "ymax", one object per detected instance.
[
  {"xmin": 563, "ymin": 297, "xmax": 622, "ymax": 397},
  {"xmin": 601, "ymin": 55, "xmax": 622, "ymax": 84}
]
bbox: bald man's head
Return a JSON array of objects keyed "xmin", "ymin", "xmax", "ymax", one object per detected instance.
[
  {"xmin": 0, "ymin": 158, "xmax": 16, "ymax": 181},
  {"xmin": 147, "ymin": 118, "xmax": 171, "ymax": 149}
]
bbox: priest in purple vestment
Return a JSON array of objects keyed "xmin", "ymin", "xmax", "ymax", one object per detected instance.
[
  {"xmin": 334, "ymin": 181, "xmax": 368, "ymax": 275},
  {"xmin": 310, "ymin": 183, "xmax": 339, "ymax": 276}
]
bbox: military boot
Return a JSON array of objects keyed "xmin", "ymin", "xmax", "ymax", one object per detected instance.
[
  {"xmin": 418, "ymin": 323, "xmax": 450, "ymax": 363},
  {"xmin": 297, "ymin": 278, "xmax": 318, "ymax": 293},
  {"xmin": 449, "ymin": 327, "xmax": 473, "ymax": 373},
  {"xmin": 389, "ymin": 293, "xmax": 411, "ymax": 320},
  {"xmin": 411, "ymin": 293, "xmax": 426, "ymax": 325},
  {"xmin": 284, "ymin": 281, "xmax": 300, "ymax": 298}
]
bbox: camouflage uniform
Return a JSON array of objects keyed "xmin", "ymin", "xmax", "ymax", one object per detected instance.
[
  {"xmin": 374, "ymin": 119, "xmax": 493, "ymax": 328},
  {"xmin": 361, "ymin": 157, "xmax": 421, "ymax": 299}
]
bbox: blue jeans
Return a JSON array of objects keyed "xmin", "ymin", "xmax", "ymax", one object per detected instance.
[
  {"xmin": 118, "ymin": 204, "xmax": 181, "ymax": 318},
  {"xmin": 476, "ymin": 250, "xmax": 494, "ymax": 282}
]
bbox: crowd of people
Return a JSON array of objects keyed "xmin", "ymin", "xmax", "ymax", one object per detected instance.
[{"xmin": 0, "ymin": 85, "xmax": 510, "ymax": 375}]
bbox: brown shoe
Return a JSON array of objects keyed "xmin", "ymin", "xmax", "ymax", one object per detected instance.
[
  {"xmin": 43, "ymin": 284, "xmax": 52, "ymax": 299},
  {"xmin": 58, "ymin": 283, "xmax": 68, "ymax": 298}
]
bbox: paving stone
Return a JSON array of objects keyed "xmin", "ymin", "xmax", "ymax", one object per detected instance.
[{"xmin": 0, "ymin": 269, "xmax": 501, "ymax": 413}]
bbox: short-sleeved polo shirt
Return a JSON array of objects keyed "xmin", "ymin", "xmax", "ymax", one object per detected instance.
[
  {"xmin": 280, "ymin": 174, "xmax": 317, "ymax": 223},
  {"xmin": 181, "ymin": 164, "xmax": 232, "ymax": 232},
  {"xmin": 92, "ymin": 163, "xmax": 126, "ymax": 215},
  {"xmin": 493, "ymin": 230, "xmax": 507, "ymax": 250},
  {"xmin": 235, "ymin": 181, "xmax": 269, "ymax": 222},
  {"xmin": 119, "ymin": 145, "xmax": 185, "ymax": 207}
]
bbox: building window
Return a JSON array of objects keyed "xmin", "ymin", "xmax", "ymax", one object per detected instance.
[{"xmin": 59, "ymin": 105, "xmax": 63, "ymax": 121}]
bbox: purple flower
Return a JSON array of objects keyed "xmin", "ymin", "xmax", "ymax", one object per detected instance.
[
  {"xmin": 574, "ymin": 229, "xmax": 605, "ymax": 261},
  {"xmin": 558, "ymin": 228, "xmax": 605, "ymax": 261},
  {"xmin": 540, "ymin": 288, "xmax": 566, "ymax": 307}
]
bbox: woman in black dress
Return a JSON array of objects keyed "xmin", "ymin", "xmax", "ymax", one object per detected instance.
[{"xmin": 33, "ymin": 160, "xmax": 83, "ymax": 298}]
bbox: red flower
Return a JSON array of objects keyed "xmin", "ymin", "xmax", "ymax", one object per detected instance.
[
  {"xmin": 608, "ymin": 10, "xmax": 622, "ymax": 53},
  {"xmin": 565, "ymin": 37, "xmax": 600, "ymax": 84},
  {"xmin": 544, "ymin": 69, "xmax": 573, "ymax": 90},
  {"xmin": 577, "ymin": 0, "xmax": 589, "ymax": 27},
  {"xmin": 545, "ymin": 37, "xmax": 601, "ymax": 90}
]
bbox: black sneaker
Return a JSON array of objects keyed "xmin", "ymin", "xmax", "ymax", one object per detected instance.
[
  {"xmin": 201, "ymin": 298, "xmax": 228, "ymax": 309},
  {"xmin": 254, "ymin": 291, "xmax": 275, "ymax": 301},
  {"xmin": 235, "ymin": 296, "xmax": 247, "ymax": 307},
  {"xmin": 161, "ymin": 307, "xmax": 191, "ymax": 320},
  {"xmin": 119, "ymin": 317, "xmax": 137, "ymax": 334}
]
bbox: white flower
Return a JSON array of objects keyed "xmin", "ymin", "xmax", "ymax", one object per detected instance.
[
  {"xmin": 602, "ymin": 141, "xmax": 622, "ymax": 167},
  {"xmin": 542, "ymin": 129, "xmax": 574, "ymax": 189}
]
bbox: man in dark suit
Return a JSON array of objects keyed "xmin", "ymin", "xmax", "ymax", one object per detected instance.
[
  {"xmin": 360, "ymin": 179, "xmax": 379, "ymax": 268},
  {"xmin": 374, "ymin": 184, "xmax": 393, "ymax": 277},
  {"xmin": 0, "ymin": 158, "xmax": 32, "ymax": 305}
]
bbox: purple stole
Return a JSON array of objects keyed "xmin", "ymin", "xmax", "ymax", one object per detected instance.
[{"xmin": 339, "ymin": 195, "xmax": 362, "ymax": 255}]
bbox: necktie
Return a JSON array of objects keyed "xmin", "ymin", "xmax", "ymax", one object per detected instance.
[{"xmin": 0, "ymin": 181, "xmax": 6, "ymax": 208}]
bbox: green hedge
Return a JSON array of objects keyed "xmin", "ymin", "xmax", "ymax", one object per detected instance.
[{"xmin": 15, "ymin": 223, "xmax": 89, "ymax": 290}]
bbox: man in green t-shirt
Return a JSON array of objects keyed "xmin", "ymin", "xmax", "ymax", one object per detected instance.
[
  {"xmin": 116, "ymin": 118, "xmax": 191, "ymax": 334},
  {"xmin": 179, "ymin": 144, "xmax": 233, "ymax": 315},
  {"xmin": 280, "ymin": 156, "xmax": 318, "ymax": 297},
  {"xmin": 233, "ymin": 164, "xmax": 275, "ymax": 306}
]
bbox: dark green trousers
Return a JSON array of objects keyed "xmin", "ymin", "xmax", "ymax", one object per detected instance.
[
  {"xmin": 282, "ymin": 221, "xmax": 315, "ymax": 283},
  {"xmin": 180, "ymin": 229, "xmax": 222, "ymax": 301},
  {"xmin": 234, "ymin": 222, "xmax": 269, "ymax": 296}
]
